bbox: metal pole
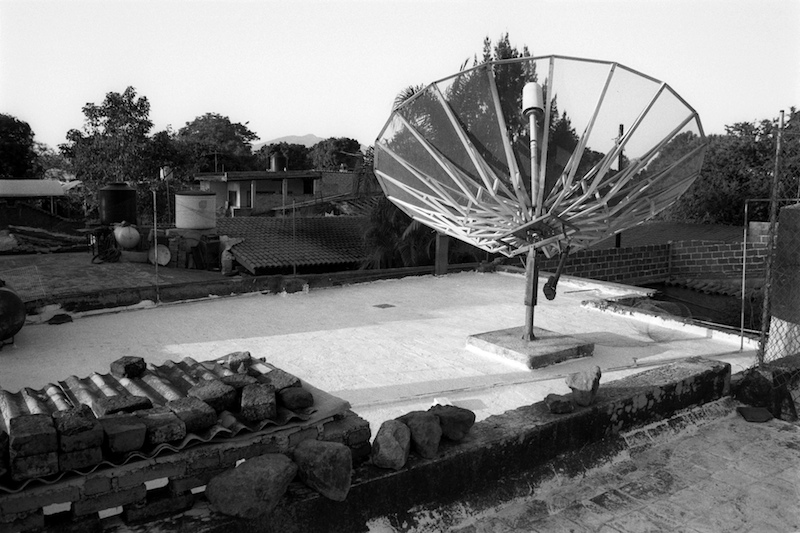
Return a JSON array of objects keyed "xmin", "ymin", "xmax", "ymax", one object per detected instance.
[
  {"xmin": 757, "ymin": 110, "xmax": 785, "ymax": 365},
  {"xmin": 740, "ymin": 200, "xmax": 749, "ymax": 350},
  {"xmin": 523, "ymin": 84, "xmax": 542, "ymax": 342},
  {"xmin": 153, "ymin": 189, "xmax": 160, "ymax": 304},
  {"xmin": 615, "ymin": 124, "xmax": 624, "ymax": 248}
]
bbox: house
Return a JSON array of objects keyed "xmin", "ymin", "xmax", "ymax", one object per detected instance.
[{"xmin": 195, "ymin": 170, "xmax": 358, "ymax": 216}]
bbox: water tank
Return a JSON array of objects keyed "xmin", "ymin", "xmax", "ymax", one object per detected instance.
[
  {"xmin": 98, "ymin": 183, "xmax": 137, "ymax": 225},
  {"xmin": 175, "ymin": 191, "xmax": 216, "ymax": 230}
]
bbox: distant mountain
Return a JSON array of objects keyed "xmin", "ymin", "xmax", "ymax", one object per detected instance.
[{"xmin": 253, "ymin": 134, "xmax": 324, "ymax": 151}]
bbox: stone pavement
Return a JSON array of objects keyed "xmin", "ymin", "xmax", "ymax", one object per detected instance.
[{"xmin": 447, "ymin": 399, "xmax": 800, "ymax": 533}]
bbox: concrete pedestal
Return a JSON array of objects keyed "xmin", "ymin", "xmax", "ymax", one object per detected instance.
[{"xmin": 466, "ymin": 327, "xmax": 594, "ymax": 370}]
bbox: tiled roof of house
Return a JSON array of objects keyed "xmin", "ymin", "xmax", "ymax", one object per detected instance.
[{"xmin": 217, "ymin": 216, "xmax": 367, "ymax": 273}]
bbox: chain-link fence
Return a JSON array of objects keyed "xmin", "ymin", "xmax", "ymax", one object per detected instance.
[{"xmin": 758, "ymin": 201, "xmax": 800, "ymax": 364}]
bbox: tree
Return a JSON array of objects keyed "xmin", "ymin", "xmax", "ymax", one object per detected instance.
[
  {"xmin": 0, "ymin": 114, "xmax": 39, "ymax": 178},
  {"xmin": 310, "ymin": 137, "xmax": 361, "ymax": 170},
  {"xmin": 177, "ymin": 113, "xmax": 259, "ymax": 172},
  {"xmin": 61, "ymin": 87, "xmax": 200, "ymax": 223},
  {"xmin": 664, "ymin": 108, "xmax": 799, "ymax": 225},
  {"xmin": 61, "ymin": 87, "xmax": 156, "ymax": 218},
  {"xmin": 254, "ymin": 142, "xmax": 311, "ymax": 171}
]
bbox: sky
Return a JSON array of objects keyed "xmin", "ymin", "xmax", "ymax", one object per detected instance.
[{"xmin": 1, "ymin": 0, "xmax": 798, "ymax": 151}]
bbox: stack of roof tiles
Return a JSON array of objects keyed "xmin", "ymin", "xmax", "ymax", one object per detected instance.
[
  {"xmin": 0, "ymin": 353, "xmax": 320, "ymax": 487},
  {"xmin": 217, "ymin": 217, "xmax": 367, "ymax": 274}
]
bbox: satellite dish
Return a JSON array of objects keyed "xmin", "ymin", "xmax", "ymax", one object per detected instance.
[{"xmin": 374, "ymin": 55, "xmax": 707, "ymax": 260}]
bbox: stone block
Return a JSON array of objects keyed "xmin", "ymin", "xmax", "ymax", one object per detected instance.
[
  {"xmin": 53, "ymin": 404, "xmax": 103, "ymax": 453},
  {"xmin": 260, "ymin": 367, "xmax": 301, "ymax": 391},
  {"xmin": 99, "ymin": 414, "xmax": 147, "ymax": 454},
  {"xmin": 10, "ymin": 450, "xmax": 58, "ymax": 481},
  {"xmin": 322, "ymin": 411, "xmax": 371, "ymax": 446},
  {"xmin": 135, "ymin": 407, "xmax": 186, "ymax": 446},
  {"xmin": 293, "ymin": 439, "xmax": 352, "ymax": 501},
  {"xmin": 218, "ymin": 351, "xmax": 252, "ymax": 373},
  {"xmin": 93, "ymin": 395, "xmax": 153, "ymax": 417},
  {"xmin": 8, "ymin": 414, "xmax": 57, "ymax": 456},
  {"xmin": 58, "ymin": 446, "xmax": 102, "ymax": 472},
  {"xmin": 187, "ymin": 381, "xmax": 236, "ymax": 414},
  {"xmin": 110, "ymin": 356, "xmax": 146, "ymax": 379},
  {"xmin": 166, "ymin": 397, "xmax": 217, "ymax": 434},
  {"xmin": 219, "ymin": 374, "xmax": 258, "ymax": 404},
  {"xmin": 239, "ymin": 384, "xmax": 276, "ymax": 422},
  {"xmin": 277, "ymin": 387, "xmax": 314, "ymax": 411}
]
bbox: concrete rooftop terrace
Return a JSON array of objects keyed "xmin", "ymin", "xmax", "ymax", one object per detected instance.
[{"xmin": 0, "ymin": 261, "xmax": 757, "ymax": 434}]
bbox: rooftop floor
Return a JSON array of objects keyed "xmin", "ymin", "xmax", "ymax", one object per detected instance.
[
  {"xmin": 1, "ymin": 263, "xmax": 756, "ymax": 434},
  {"xmin": 0, "ymin": 253, "xmax": 790, "ymax": 532}
]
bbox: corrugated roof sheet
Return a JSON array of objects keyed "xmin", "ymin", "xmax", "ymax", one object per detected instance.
[{"xmin": 217, "ymin": 216, "xmax": 367, "ymax": 273}]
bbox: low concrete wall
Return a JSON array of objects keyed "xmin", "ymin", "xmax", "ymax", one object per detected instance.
[
  {"xmin": 105, "ymin": 357, "xmax": 729, "ymax": 533},
  {"xmin": 30, "ymin": 264, "xmax": 484, "ymax": 314}
]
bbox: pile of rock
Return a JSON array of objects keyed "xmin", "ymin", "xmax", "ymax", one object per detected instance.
[
  {"xmin": 0, "ymin": 352, "xmax": 315, "ymax": 482},
  {"xmin": 206, "ymin": 439, "xmax": 354, "ymax": 519},
  {"xmin": 371, "ymin": 403, "xmax": 476, "ymax": 470},
  {"xmin": 544, "ymin": 366, "xmax": 602, "ymax": 414}
]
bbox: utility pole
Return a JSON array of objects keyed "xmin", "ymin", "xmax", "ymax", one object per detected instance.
[{"xmin": 758, "ymin": 110, "xmax": 785, "ymax": 365}]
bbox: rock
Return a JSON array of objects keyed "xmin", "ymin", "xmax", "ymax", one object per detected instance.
[
  {"xmin": 99, "ymin": 414, "xmax": 147, "ymax": 454},
  {"xmin": 733, "ymin": 367, "xmax": 773, "ymax": 408},
  {"xmin": 293, "ymin": 440, "xmax": 352, "ymax": 501},
  {"xmin": 277, "ymin": 387, "xmax": 314, "ymax": 411},
  {"xmin": 53, "ymin": 404, "xmax": 104, "ymax": 452},
  {"xmin": 371, "ymin": 419, "xmax": 411, "ymax": 470},
  {"xmin": 566, "ymin": 366, "xmax": 602, "ymax": 406},
  {"xmin": 110, "ymin": 356, "xmax": 147, "ymax": 379},
  {"xmin": 396, "ymin": 411, "xmax": 442, "ymax": 459},
  {"xmin": 187, "ymin": 380, "xmax": 236, "ymax": 413},
  {"xmin": 428, "ymin": 404, "xmax": 475, "ymax": 441},
  {"xmin": 544, "ymin": 393, "xmax": 575, "ymax": 414},
  {"xmin": 166, "ymin": 397, "xmax": 217, "ymax": 434},
  {"xmin": 206, "ymin": 454, "xmax": 297, "ymax": 519},
  {"xmin": 240, "ymin": 384, "xmax": 277, "ymax": 422}
]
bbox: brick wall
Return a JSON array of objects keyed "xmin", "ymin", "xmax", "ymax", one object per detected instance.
[
  {"xmin": 537, "ymin": 237, "xmax": 769, "ymax": 285},
  {"xmin": 669, "ymin": 237, "xmax": 769, "ymax": 278},
  {"xmin": 0, "ymin": 411, "xmax": 371, "ymax": 532}
]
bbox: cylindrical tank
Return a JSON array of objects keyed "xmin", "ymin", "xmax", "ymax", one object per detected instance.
[
  {"xmin": 175, "ymin": 191, "xmax": 216, "ymax": 230},
  {"xmin": 98, "ymin": 183, "xmax": 137, "ymax": 225},
  {"xmin": 0, "ymin": 286, "xmax": 25, "ymax": 342}
]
